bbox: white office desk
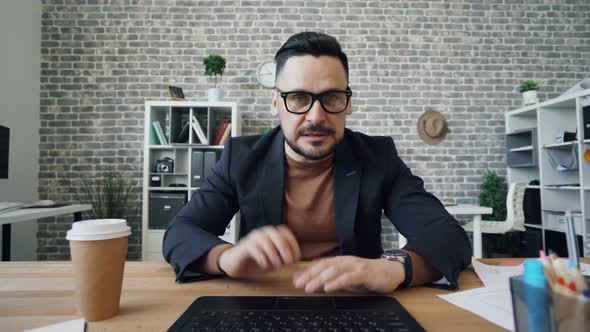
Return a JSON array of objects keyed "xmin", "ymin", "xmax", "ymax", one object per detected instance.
[
  {"xmin": 398, "ymin": 204, "xmax": 493, "ymax": 259},
  {"xmin": 0, "ymin": 204, "xmax": 92, "ymax": 261}
]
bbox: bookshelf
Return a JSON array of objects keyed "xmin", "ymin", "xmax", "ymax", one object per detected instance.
[
  {"xmin": 506, "ymin": 128, "xmax": 537, "ymax": 168},
  {"xmin": 142, "ymin": 101, "xmax": 240, "ymax": 261},
  {"xmin": 506, "ymin": 88, "xmax": 590, "ymax": 257}
]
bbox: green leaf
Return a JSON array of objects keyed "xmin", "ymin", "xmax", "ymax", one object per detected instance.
[
  {"xmin": 478, "ymin": 170, "xmax": 507, "ymax": 221},
  {"xmin": 478, "ymin": 170, "xmax": 522, "ymax": 256},
  {"xmin": 203, "ymin": 54, "xmax": 226, "ymax": 78},
  {"xmin": 62, "ymin": 172, "xmax": 139, "ymax": 222},
  {"xmin": 518, "ymin": 80, "xmax": 540, "ymax": 93}
]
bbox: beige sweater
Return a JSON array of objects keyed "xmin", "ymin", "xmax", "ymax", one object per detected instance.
[{"xmin": 283, "ymin": 153, "xmax": 339, "ymax": 260}]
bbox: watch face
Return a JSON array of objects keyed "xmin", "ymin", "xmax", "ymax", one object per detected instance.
[
  {"xmin": 382, "ymin": 250, "xmax": 408, "ymax": 262},
  {"xmin": 256, "ymin": 61, "xmax": 276, "ymax": 89}
]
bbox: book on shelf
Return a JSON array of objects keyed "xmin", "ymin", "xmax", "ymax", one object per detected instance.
[
  {"xmin": 176, "ymin": 120, "xmax": 190, "ymax": 143},
  {"xmin": 219, "ymin": 123, "xmax": 232, "ymax": 145},
  {"xmin": 191, "ymin": 115, "xmax": 209, "ymax": 144},
  {"xmin": 213, "ymin": 122, "xmax": 229, "ymax": 145},
  {"xmin": 149, "ymin": 125, "xmax": 159, "ymax": 145},
  {"xmin": 151, "ymin": 121, "xmax": 168, "ymax": 145}
]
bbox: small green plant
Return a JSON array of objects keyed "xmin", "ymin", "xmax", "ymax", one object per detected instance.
[
  {"xmin": 63, "ymin": 172, "xmax": 139, "ymax": 220},
  {"xmin": 203, "ymin": 54, "xmax": 226, "ymax": 88},
  {"xmin": 479, "ymin": 170, "xmax": 521, "ymax": 256},
  {"xmin": 479, "ymin": 170, "xmax": 507, "ymax": 221},
  {"xmin": 518, "ymin": 80, "xmax": 540, "ymax": 93}
]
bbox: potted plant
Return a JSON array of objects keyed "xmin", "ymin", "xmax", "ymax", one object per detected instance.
[
  {"xmin": 203, "ymin": 54, "xmax": 226, "ymax": 102},
  {"xmin": 62, "ymin": 172, "xmax": 139, "ymax": 221},
  {"xmin": 479, "ymin": 170, "xmax": 521, "ymax": 257},
  {"xmin": 518, "ymin": 80, "xmax": 540, "ymax": 105}
]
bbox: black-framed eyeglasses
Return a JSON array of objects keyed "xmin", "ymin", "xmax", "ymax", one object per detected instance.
[{"xmin": 277, "ymin": 87, "xmax": 353, "ymax": 114}]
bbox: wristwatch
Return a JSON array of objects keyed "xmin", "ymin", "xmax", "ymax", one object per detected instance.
[{"xmin": 381, "ymin": 250, "xmax": 412, "ymax": 288}]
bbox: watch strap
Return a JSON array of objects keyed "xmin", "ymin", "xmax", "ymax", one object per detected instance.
[{"xmin": 381, "ymin": 250, "xmax": 412, "ymax": 288}]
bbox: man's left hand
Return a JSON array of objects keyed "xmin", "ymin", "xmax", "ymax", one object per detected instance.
[{"xmin": 292, "ymin": 256, "xmax": 405, "ymax": 294}]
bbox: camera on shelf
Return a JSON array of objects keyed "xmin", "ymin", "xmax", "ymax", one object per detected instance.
[{"xmin": 154, "ymin": 157, "xmax": 174, "ymax": 174}]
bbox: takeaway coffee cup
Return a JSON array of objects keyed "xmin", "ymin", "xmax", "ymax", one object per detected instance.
[{"xmin": 66, "ymin": 219, "xmax": 131, "ymax": 321}]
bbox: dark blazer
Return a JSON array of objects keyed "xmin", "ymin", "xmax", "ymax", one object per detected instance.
[{"xmin": 163, "ymin": 127, "xmax": 471, "ymax": 288}]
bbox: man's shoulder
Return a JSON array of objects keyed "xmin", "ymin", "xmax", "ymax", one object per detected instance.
[
  {"xmin": 345, "ymin": 129, "xmax": 392, "ymax": 144},
  {"xmin": 343, "ymin": 129, "xmax": 396, "ymax": 155},
  {"xmin": 225, "ymin": 126, "xmax": 283, "ymax": 163}
]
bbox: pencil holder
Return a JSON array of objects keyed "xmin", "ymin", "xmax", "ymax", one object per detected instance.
[{"xmin": 510, "ymin": 275, "xmax": 590, "ymax": 332}]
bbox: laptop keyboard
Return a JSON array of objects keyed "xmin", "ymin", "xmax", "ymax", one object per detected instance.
[{"xmin": 182, "ymin": 310, "xmax": 412, "ymax": 332}]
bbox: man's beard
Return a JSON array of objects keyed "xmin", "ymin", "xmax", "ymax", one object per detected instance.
[{"xmin": 284, "ymin": 124, "xmax": 339, "ymax": 161}]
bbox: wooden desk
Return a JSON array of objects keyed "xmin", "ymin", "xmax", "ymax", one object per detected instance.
[
  {"xmin": 0, "ymin": 259, "xmax": 519, "ymax": 332},
  {"xmin": 0, "ymin": 204, "xmax": 92, "ymax": 261}
]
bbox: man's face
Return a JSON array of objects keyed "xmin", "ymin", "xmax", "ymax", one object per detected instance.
[{"xmin": 272, "ymin": 55, "xmax": 352, "ymax": 162}]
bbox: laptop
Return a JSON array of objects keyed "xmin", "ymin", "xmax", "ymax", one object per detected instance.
[{"xmin": 168, "ymin": 296, "xmax": 425, "ymax": 331}]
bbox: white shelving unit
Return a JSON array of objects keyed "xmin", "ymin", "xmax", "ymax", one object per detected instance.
[
  {"xmin": 506, "ymin": 88, "xmax": 590, "ymax": 257},
  {"xmin": 142, "ymin": 101, "xmax": 241, "ymax": 261}
]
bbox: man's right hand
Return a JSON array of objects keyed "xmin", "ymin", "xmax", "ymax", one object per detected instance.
[{"xmin": 217, "ymin": 225, "xmax": 301, "ymax": 278}]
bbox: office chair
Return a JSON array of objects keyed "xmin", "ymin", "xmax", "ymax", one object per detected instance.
[{"xmin": 463, "ymin": 182, "xmax": 527, "ymax": 255}]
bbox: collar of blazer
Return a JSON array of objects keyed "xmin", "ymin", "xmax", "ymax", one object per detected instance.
[{"xmin": 258, "ymin": 127, "xmax": 362, "ymax": 255}]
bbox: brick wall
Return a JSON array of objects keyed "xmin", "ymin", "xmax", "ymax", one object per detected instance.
[{"xmin": 38, "ymin": 0, "xmax": 590, "ymax": 259}]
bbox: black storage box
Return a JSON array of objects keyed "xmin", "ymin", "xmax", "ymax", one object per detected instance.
[{"xmin": 149, "ymin": 192, "xmax": 187, "ymax": 229}]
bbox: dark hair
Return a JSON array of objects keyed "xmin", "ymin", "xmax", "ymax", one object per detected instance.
[{"xmin": 274, "ymin": 32, "xmax": 349, "ymax": 84}]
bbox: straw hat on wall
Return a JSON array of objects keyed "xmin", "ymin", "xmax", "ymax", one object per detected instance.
[{"xmin": 417, "ymin": 111, "xmax": 448, "ymax": 145}]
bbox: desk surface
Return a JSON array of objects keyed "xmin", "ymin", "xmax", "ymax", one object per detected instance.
[
  {"xmin": 0, "ymin": 204, "xmax": 92, "ymax": 225},
  {"xmin": 0, "ymin": 259, "xmax": 524, "ymax": 332}
]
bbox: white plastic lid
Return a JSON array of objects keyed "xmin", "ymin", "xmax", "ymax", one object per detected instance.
[{"xmin": 66, "ymin": 219, "xmax": 131, "ymax": 241}]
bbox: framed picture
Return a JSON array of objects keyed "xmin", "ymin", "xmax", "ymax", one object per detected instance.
[{"xmin": 168, "ymin": 86, "xmax": 185, "ymax": 101}]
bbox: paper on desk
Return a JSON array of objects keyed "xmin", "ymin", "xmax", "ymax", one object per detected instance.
[
  {"xmin": 471, "ymin": 257, "xmax": 590, "ymax": 289},
  {"xmin": 438, "ymin": 259, "xmax": 518, "ymax": 331},
  {"xmin": 439, "ymin": 286, "xmax": 514, "ymax": 331},
  {"xmin": 24, "ymin": 318, "xmax": 85, "ymax": 332},
  {"xmin": 471, "ymin": 257, "xmax": 523, "ymax": 289},
  {"xmin": 440, "ymin": 259, "xmax": 590, "ymax": 332}
]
